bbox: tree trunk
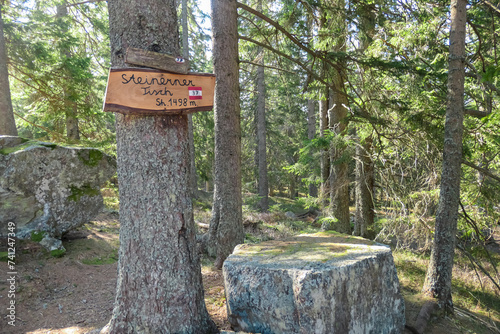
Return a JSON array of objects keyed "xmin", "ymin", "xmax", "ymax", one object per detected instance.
[
  {"xmin": 65, "ymin": 104, "xmax": 80, "ymax": 140},
  {"xmin": 327, "ymin": 0, "xmax": 351, "ymax": 234},
  {"xmin": 57, "ymin": 3, "xmax": 80, "ymax": 141},
  {"xmin": 0, "ymin": 7, "xmax": 18, "ymax": 136},
  {"xmin": 254, "ymin": 0, "xmax": 268, "ymax": 212},
  {"xmin": 208, "ymin": 0, "xmax": 244, "ymax": 269},
  {"xmin": 422, "ymin": 0, "xmax": 467, "ymax": 313},
  {"xmin": 354, "ymin": 2, "xmax": 376, "ymax": 238},
  {"xmin": 256, "ymin": 55, "xmax": 268, "ymax": 211},
  {"xmin": 354, "ymin": 136, "xmax": 375, "ymax": 238},
  {"xmin": 319, "ymin": 84, "xmax": 330, "ymax": 201},
  {"xmin": 328, "ymin": 76, "xmax": 350, "ymax": 234},
  {"xmin": 182, "ymin": 0, "xmax": 198, "ymax": 197},
  {"xmin": 307, "ymin": 99, "xmax": 318, "ymax": 197},
  {"xmin": 105, "ymin": 0, "xmax": 217, "ymax": 332}
]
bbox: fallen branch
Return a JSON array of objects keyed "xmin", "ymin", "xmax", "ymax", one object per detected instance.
[{"xmin": 456, "ymin": 242, "xmax": 500, "ymax": 293}]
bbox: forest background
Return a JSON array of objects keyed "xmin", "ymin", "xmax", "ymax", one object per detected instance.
[{"xmin": 1, "ymin": 0, "xmax": 500, "ymax": 330}]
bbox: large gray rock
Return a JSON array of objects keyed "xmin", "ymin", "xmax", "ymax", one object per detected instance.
[
  {"xmin": 223, "ymin": 231, "xmax": 405, "ymax": 334},
  {"xmin": 0, "ymin": 136, "xmax": 116, "ymax": 250}
]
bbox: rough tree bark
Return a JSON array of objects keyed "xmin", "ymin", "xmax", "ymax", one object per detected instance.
[
  {"xmin": 328, "ymin": 0, "xmax": 351, "ymax": 234},
  {"xmin": 422, "ymin": 0, "xmax": 467, "ymax": 313},
  {"xmin": 104, "ymin": 0, "xmax": 217, "ymax": 332},
  {"xmin": 329, "ymin": 70, "xmax": 351, "ymax": 234},
  {"xmin": 0, "ymin": 7, "xmax": 18, "ymax": 136},
  {"xmin": 208, "ymin": 0, "xmax": 245, "ymax": 269},
  {"xmin": 354, "ymin": 2, "xmax": 376, "ymax": 238}
]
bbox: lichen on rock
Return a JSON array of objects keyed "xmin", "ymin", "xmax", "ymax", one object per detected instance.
[{"xmin": 223, "ymin": 231, "xmax": 405, "ymax": 334}]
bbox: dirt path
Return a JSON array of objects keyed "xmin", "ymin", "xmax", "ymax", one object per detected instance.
[{"xmin": 0, "ymin": 214, "xmax": 230, "ymax": 333}]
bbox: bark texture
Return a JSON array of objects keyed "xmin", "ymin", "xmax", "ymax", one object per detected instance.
[
  {"xmin": 353, "ymin": 4, "xmax": 375, "ymax": 238},
  {"xmin": 208, "ymin": 0, "xmax": 244, "ymax": 269},
  {"xmin": 327, "ymin": 0, "xmax": 350, "ymax": 234},
  {"xmin": 329, "ymin": 71, "xmax": 351, "ymax": 234},
  {"xmin": 422, "ymin": 0, "xmax": 467, "ymax": 313},
  {"xmin": 106, "ymin": 0, "xmax": 217, "ymax": 332},
  {"xmin": 0, "ymin": 8, "xmax": 18, "ymax": 136}
]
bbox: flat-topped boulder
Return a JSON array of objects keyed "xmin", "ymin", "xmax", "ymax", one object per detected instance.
[
  {"xmin": 223, "ymin": 231, "xmax": 405, "ymax": 334},
  {"xmin": 0, "ymin": 136, "xmax": 116, "ymax": 252}
]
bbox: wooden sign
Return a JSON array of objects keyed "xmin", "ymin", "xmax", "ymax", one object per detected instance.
[
  {"xmin": 125, "ymin": 48, "xmax": 190, "ymax": 74},
  {"xmin": 103, "ymin": 68, "xmax": 215, "ymax": 115}
]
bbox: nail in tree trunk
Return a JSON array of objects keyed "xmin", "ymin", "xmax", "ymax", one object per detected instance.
[
  {"xmin": 104, "ymin": 0, "xmax": 218, "ymax": 332},
  {"xmin": 0, "ymin": 7, "xmax": 17, "ymax": 136},
  {"xmin": 422, "ymin": 0, "xmax": 467, "ymax": 313},
  {"xmin": 208, "ymin": 0, "xmax": 244, "ymax": 269}
]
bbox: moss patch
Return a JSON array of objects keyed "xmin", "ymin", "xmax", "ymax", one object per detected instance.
[
  {"xmin": 68, "ymin": 184, "xmax": 100, "ymax": 202},
  {"xmin": 77, "ymin": 149, "xmax": 104, "ymax": 167},
  {"xmin": 31, "ymin": 231, "xmax": 46, "ymax": 242},
  {"xmin": 50, "ymin": 249, "xmax": 66, "ymax": 258},
  {"xmin": 0, "ymin": 140, "xmax": 58, "ymax": 155}
]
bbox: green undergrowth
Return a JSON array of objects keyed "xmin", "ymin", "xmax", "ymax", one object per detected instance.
[{"xmin": 394, "ymin": 250, "xmax": 500, "ymax": 332}]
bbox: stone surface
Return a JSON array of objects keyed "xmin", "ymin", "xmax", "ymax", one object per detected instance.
[
  {"xmin": 0, "ymin": 136, "xmax": 116, "ymax": 250},
  {"xmin": 223, "ymin": 231, "xmax": 405, "ymax": 334}
]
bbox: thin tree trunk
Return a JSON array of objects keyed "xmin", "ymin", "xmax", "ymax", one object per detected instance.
[
  {"xmin": 254, "ymin": 0, "xmax": 268, "ymax": 211},
  {"xmin": 105, "ymin": 0, "xmax": 217, "ymax": 332},
  {"xmin": 307, "ymin": 99, "xmax": 318, "ymax": 197},
  {"xmin": 319, "ymin": 84, "xmax": 330, "ymax": 201},
  {"xmin": 256, "ymin": 58, "xmax": 268, "ymax": 210},
  {"xmin": 208, "ymin": 0, "xmax": 244, "ymax": 269},
  {"xmin": 57, "ymin": 3, "xmax": 80, "ymax": 141},
  {"xmin": 354, "ymin": 136, "xmax": 375, "ymax": 238},
  {"xmin": 422, "ymin": 0, "xmax": 467, "ymax": 313},
  {"xmin": 0, "ymin": 6, "xmax": 18, "ymax": 136}
]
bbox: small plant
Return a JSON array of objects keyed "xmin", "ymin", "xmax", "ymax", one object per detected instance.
[
  {"xmin": 50, "ymin": 249, "xmax": 66, "ymax": 258},
  {"xmin": 30, "ymin": 231, "xmax": 46, "ymax": 242}
]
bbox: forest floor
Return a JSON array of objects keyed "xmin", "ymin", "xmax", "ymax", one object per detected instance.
[{"xmin": 1, "ymin": 195, "xmax": 499, "ymax": 334}]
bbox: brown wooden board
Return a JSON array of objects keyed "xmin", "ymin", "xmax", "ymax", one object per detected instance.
[
  {"xmin": 125, "ymin": 48, "xmax": 190, "ymax": 74},
  {"xmin": 103, "ymin": 68, "xmax": 215, "ymax": 115}
]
